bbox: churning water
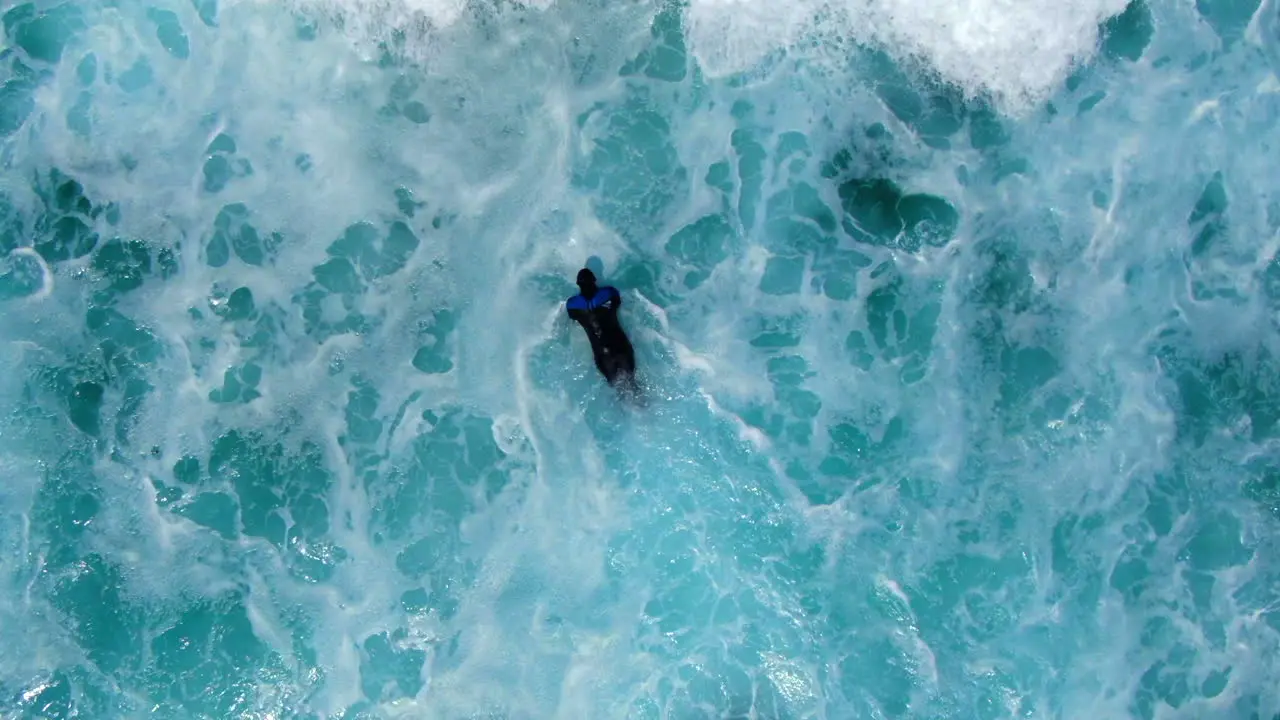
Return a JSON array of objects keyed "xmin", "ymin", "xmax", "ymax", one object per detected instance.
[{"xmin": 2, "ymin": 0, "xmax": 1279, "ymax": 717}]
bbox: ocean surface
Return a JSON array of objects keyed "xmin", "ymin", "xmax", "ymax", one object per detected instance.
[{"xmin": 1, "ymin": 0, "xmax": 1279, "ymax": 717}]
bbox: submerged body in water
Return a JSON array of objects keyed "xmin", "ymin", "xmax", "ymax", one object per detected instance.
[{"xmin": 566, "ymin": 267, "xmax": 642, "ymax": 399}]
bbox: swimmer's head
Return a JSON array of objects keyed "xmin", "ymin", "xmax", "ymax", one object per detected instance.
[{"xmin": 576, "ymin": 268, "xmax": 597, "ymax": 294}]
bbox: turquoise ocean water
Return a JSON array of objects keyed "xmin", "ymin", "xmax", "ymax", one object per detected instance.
[{"xmin": 2, "ymin": 0, "xmax": 1280, "ymax": 717}]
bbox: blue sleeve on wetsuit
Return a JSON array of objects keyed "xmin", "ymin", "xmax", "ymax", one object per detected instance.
[{"xmin": 566, "ymin": 295, "xmax": 587, "ymax": 313}]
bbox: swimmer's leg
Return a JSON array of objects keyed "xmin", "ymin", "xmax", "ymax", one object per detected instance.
[
  {"xmin": 612, "ymin": 352, "xmax": 645, "ymax": 405},
  {"xmin": 595, "ymin": 354, "xmax": 618, "ymax": 385},
  {"xmin": 594, "ymin": 349, "xmax": 644, "ymax": 404}
]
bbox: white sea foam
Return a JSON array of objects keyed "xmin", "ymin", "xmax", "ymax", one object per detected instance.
[
  {"xmin": 685, "ymin": 0, "xmax": 1133, "ymax": 110},
  {"xmin": 1, "ymin": 0, "xmax": 1279, "ymax": 717}
]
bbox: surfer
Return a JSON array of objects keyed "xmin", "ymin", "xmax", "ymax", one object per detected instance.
[{"xmin": 566, "ymin": 267, "xmax": 640, "ymax": 397}]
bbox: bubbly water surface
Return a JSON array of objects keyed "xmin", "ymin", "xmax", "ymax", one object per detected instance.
[{"xmin": 2, "ymin": 0, "xmax": 1280, "ymax": 717}]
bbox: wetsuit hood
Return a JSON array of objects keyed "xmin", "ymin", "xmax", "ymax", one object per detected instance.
[{"xmin": 576, "ymin": 268, "xmax": 597, "ymax": 297}]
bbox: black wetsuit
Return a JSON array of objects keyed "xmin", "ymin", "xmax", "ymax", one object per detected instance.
[{"xmin": 566, "ymin": 284, "xmax": 636, "ymax": 387}]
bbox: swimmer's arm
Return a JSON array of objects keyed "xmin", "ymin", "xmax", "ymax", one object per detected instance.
[
  {"xmin": 555, "ymin": 310, "xmax": 572, "ymax": 343},
  {"xmin": 558, "ymin": 305, "xmax": 582, "ymax": 344}
]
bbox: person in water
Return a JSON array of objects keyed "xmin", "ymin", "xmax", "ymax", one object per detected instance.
[{"xmin": 566, "ymin": 267, "xmax": 640, "ymax": 395}]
